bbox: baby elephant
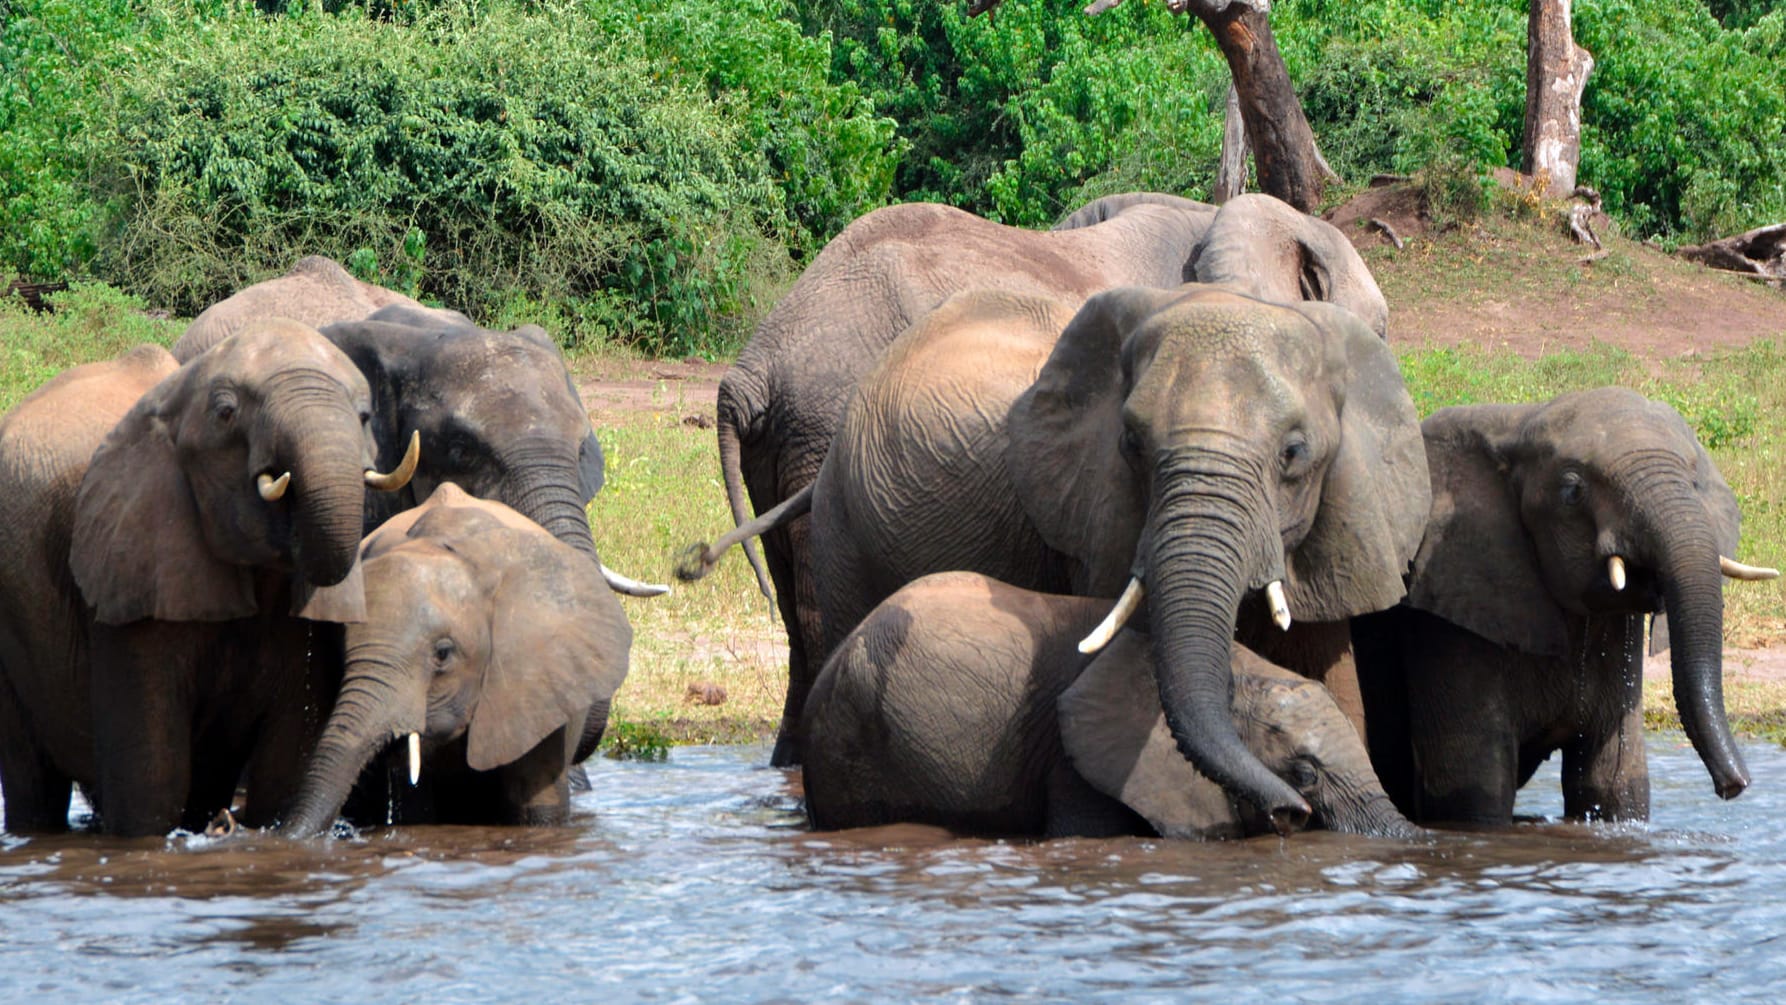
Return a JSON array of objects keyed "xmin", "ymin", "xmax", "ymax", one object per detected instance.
[
  {"xmin": 280, "ymin": 483, "xmax": 632, "ymax": 835},
  {"xmin": 802, "ymin": 572, "xmax": 1418, "ymax": 840}
]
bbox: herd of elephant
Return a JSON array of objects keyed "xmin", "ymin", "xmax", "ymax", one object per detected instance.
[{"xmin": 0, "ymin": 192, "xmax": 1774, "ymax": 845}]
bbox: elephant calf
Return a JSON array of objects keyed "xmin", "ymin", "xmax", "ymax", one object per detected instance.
[
  {"xmin": 1354, "ymin": 387, "xmax": 1778, "ymax": 825},
  {"xmin": 802, "ymin": 572, "xmax": 1419, "ymax": 840},
  {"xmin": 280, "ymin": 483, "xmax": 632, "ymax": 835}
]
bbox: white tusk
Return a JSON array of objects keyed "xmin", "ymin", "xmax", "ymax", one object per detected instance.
[
  {"xmin": 1078, "ymin": 577, "xmax": 1145, "ymax": 654},
  {"xmin": 407, "ymin": 732, "xmax": 422, "ymax": 786},
  {"xmin": 1266, "ymin": 580, "xmax": 1292, "ymax": 632},
  {"xmin": 1608, "ymin": 555, "xmax": 1627, "ymax": 591},
  {"xmin": 602, "ymin": 563, "xmax": 672, "ymax": 597},
  {"xmin": 257, "ymin": 471, "xmax": 291, "ymax": 501},
  {"xmin": 365, "ymin": 430, "xmax": 421, "ymax": 492},
  {"xmin": 1721, "ymin": 555, "xmax": 1781, "ymax": 581}
]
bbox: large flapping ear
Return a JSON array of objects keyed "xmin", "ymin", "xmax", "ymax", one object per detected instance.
[
  {"xmin": 466, "ymin": 527, "xmax": 633, "ymax": 771},
  {"xmin": 1006, "ymin": 286, "xmax": 1191, "ymax": 595},
  {"xmin": 1057, "ymin": 629, "xmax": 1242, "ymax": 839},
  {"xmin": 69, "ymin": 385, "xmax": 257, "ymax": 624},
  {"xmin": 1277, "ymin": 302, "xmax": 1431, "ymax": 622},
  {"xmin": 1404, "ymin": 402, "xmax": 1569, "ymax": 656}
]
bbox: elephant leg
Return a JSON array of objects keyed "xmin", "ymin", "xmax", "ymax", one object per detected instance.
[
  {"xmin": 1403, "ymin": 629, "xmax": 1520, "ymax": 824},
  {"xmin": 768, "ymin": 515, "xmax": 820, "ymax": 767},
  {"xmin": 0, "ymin": 685, "xmax": 73, "ymax": 833},
  {"xmin": 500, "ymin": 726, "xmax": 574, "ymax": 826},
  {"xmin": 1351, "ymin": 609, "xmax": 1417, "ymax": 819},
  {"xmin": 240, "ymin": 627, "xmax": 338, "ymax": 828},
  {"xmin": 1043, "ymin": 761, "xmax": 1148, "ymax": 838},
  {"xmin": 89, "ymin": 623, "xmax": 191, "ymax": 836},
  {"xmin": 1562, "ymin": 684, "xmax": 1650, "ymax": 823}
]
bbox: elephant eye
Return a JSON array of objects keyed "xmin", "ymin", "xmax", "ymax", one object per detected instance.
[
  {"xmin": 1280, "ymin": 433, "xmax": 1311, "ymax": 477},
  {"xmin": 1120, "ymin": 426, "xmax": 1143, "ymax": 459},
  {"xmin": 211, "ymin": 392, "xmax": 238, "ymax": 424},
  {"xmin": 359, "ymin": 409, "xmax": 372, "ymax": 427},
  {"xmin": 431, "ymin": 638, "xmax": 456, "ymax": 670},
  {"xmin": 1287, "ymin": 758, "xmax": 1320, "ymax": 791},
  {"xmin": 1559, "ymin": 472, "xmax": 1586, "ymax": 507}
]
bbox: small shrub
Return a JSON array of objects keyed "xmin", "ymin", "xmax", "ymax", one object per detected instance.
[{"xmin": 602, "ymin": 720, "xmax": 672, "ymax": 762}]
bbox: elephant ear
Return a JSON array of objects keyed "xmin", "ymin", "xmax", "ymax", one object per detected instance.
[
  {"xmin": 70, "ymin": 388, "xmax": 257, "ymax": 624},
  {"xmin": 1278, "ymin": 302, "xmax": 1431, "ymax": 622},
  {"xmin": 1404, "ymin": 403, "xmax": 1569, "ymax": 657},
  {"xmin": 1057, "ymin": 629, "xmax": 1242, "ymax": 839},
  {"xmin": 1006, "ymin": 286, "xmax": 1192, "ymax": 595},
  {"xmin": 466, "ymin": 528, "xmax": 633, "ymax": 771}
]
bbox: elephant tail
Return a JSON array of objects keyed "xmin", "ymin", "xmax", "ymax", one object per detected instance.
[
  {"xmin": 677, "ymin": 482, "xmax": 813, "ymax": 584},
  {"xmin": 717, "ymin": 414, "xmax": 775, "ymax": 599}
]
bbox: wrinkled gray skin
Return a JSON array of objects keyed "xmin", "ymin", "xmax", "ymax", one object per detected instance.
[
  {"xmin": 281, "ymin": 484, "xmax": 632, "ymax": 836},
  {"xmin": 796, "ymin": 284, "xmax": 1429, "ymax": 829},
  {"xmin": 174, "ymin": 255, "xmax": 467, "ymax": 360},
  {"xmin": 0, "ymin": 322, "xmax": 384, "ymax": 835},
  {"xmin": 711, "ymin": 192, "xmax": 1383, "ymax": 767},
  {"xmin": 803, "ymin": 573, "xmax": 1419, "ymax": 840},
  {"xmin": 1354, "ymin": 388, "xmax": 1758, "ymax": 824}
]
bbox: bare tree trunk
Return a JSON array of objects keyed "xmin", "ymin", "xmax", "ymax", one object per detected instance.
[
  {"xmin": 1213, "ymin": 84, "xmax": 1249, "ymax": 204},
  {"xmin": 1522, "ymin": 0, "xmax": 1594, "ymax": 195},
  {"xmin": 1186, "ymin": 0, "xmax": 1325, "ymax": 211}
]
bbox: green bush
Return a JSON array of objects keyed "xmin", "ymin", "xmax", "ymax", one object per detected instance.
[{"xmin": 0, "ymin": 282, "xmax": 181, "ymax": 412}]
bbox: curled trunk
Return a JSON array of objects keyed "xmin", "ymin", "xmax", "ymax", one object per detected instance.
[
  {"xmin": 500, "ymin": 440, "xmax": 600, "ymax": 561},
  {"xmin": 1148, "ymin": 448, "xmax": 1311, "ymax": 831},
  {"xmin": 280, "ymin": 672, "xmax": 405, "ymax": 837},
  {"xmin": 273, "ymin": 388, "xmax": 371, "ymax": 587}
]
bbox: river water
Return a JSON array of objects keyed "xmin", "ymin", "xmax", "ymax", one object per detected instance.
[{"xmin": 2, "ymin": 734, "xmax": 1782, "ymax": 1003}]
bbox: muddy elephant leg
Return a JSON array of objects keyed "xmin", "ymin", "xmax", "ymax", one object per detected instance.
[
  {"xmin": 0, "ymin": 686, "xmax": 73, "ymax": 833},
  {"xmin": 239, "ymin": 624, "xmax": 337, "ymax": 828},
  {"xmin": 89, "ymin": 623, "xmax": 191, "ymax": 836},
  {"xmin": 1404, "ymin": 636, "xmax": 1520, "ymax": 823},
  {"xmin": 1562, "ymin": 639, "xmax": 1650, "ymax": 821},
  {"xmin": 1351, "ymin": 609, "xmax": 1417, "ymax": 818},
  {"xmin": 501, "ymin": 726, "xmax": 574, "ymax": 826},
  {"xmin": 769, "ymin": 515, "xmax": 821, "ymax": 767}
]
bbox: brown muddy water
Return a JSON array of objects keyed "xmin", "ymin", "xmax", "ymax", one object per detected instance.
[{"xmin": 3, "ymin": 735, "xmax": 1783, "ymax": 1002}]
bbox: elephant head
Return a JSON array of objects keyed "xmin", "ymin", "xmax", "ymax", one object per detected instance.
[
  {"xmin": 1060, "ymin": 630, "xmax": 1420, "ymax": 839},
  {"xmin": 280, "ymin": 483, "xmax": 632, "ymax": 836},
  {"xmin": 1006, "ymin": 285, "xmax": 1429, "ymax": 829},
  {"xmin": 1406, "ymin": 387, "xmax": 1766, "ymax": 800},
  {"xmin": 69, "ymin": 319, "xmax": 413, "ymax": 625},
  {"xmin": 320, "ymin": 307, "xmax": 644, "ymax": 588},
  {"xmin": 1192, "ymin": 193, "xmax": 1390, "ymax": 339}
]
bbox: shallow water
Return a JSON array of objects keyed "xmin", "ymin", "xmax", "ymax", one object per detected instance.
[{"xmin": 3, "ymin": 734, "xmax": 1783, "ymax": 1003}]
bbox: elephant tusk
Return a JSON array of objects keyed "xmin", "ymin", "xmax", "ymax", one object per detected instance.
[
  {"xmin": 1078, "ymin": 577, "xmax": 1145, "ymax": 654},
  {"xmin": 407, "ymin": 732, "xmax": 422, "ymax": 786},
  {"xmin": 1721, "ymin": 555, "xmax": 1781, "ymax": 581},
  {"xmin": 257, "ymin": 471, "xmax": 291, "ymax": 501},
  {"xmin": 365, "ymin": 430, "xmax": 421, "ymax": 492},
  {"xmin": 602, "ymin": 563, "xmax": 672, "ymax": 597},
  {"xmin": 1266, "ymin": 580, "xmax": 1292, "ymax": 631},
  {"xmin": 1608, "ymin": 554, "xmax": 1627, "ymax": 591}
]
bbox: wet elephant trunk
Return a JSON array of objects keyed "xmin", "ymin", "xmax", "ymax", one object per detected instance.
[
  {"xmin": 1148, "ymin": 447, "xmax": 1312, "ymax": 831},
  {"xmin": 280, "ymin": 660, "xmax": 413, "ymax": 837},
  {"xmin": 1640, "ymin": 488, "xmax": 1749, "ymax": 800},
  {"xmin": 272, "ymin": 390, "xmax": 370, "ymax": 587},
  {"xmin": 500, "ymin": 440, "xmax": 600, "ymax": 562}
]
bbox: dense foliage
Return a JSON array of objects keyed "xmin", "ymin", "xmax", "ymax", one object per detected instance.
[{"xmin": 2, "ymin": 0, "xmax": 1781, "ymax": 354}]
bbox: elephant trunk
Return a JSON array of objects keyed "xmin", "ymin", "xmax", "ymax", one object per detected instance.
[
  {"xmin": 269, "ymin": 377, "xmax": 371, "ymax": 587},
  {"xmin": 280, "ymin": 655, "xmax": 416, "ymax": 838},
  {"xmin": 1640, "ymin": 486, "xmax": 1749, "ymax": 800},
  {"xmin": 1148, "ymin": 446, "xmax": 1312, "ymax": 832},
  {"xmin": 500, "ymin": 439, "xmax": 600, "ymax": 561}
]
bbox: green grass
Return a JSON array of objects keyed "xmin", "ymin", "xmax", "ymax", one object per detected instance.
[{"xmin": 1, "ymin": 284, "xmax": 180, "ymax": 412}]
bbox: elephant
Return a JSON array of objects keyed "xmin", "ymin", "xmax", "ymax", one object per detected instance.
[
  {"xmin": 279, "ymin": 483, "xmax": 631, "ymax": 835},
  {"xmin": 711, "ymin": 191, "xmax": 1385, "ymax": 766},
  {"xmin": 188, "ymin": 301, "xmax": 664, "ymax": 602},
  {"xmin": 802, "ymin": 572, "xmax": 1420, "ymax": 840},
  {"xmin": 174, "ymin": 255, "xmax": 467, "ymax": 359},
  {"xmin": 688, "ymin": 283, "xmax": 1428, "ymax": 828},
  {"xmin": 1352, "ymin": 387, "xmax": 1777, "ymax": 824},
  {"xmin": 0, "ymin": 320, "xmax": 419, "ymax": 835}
]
